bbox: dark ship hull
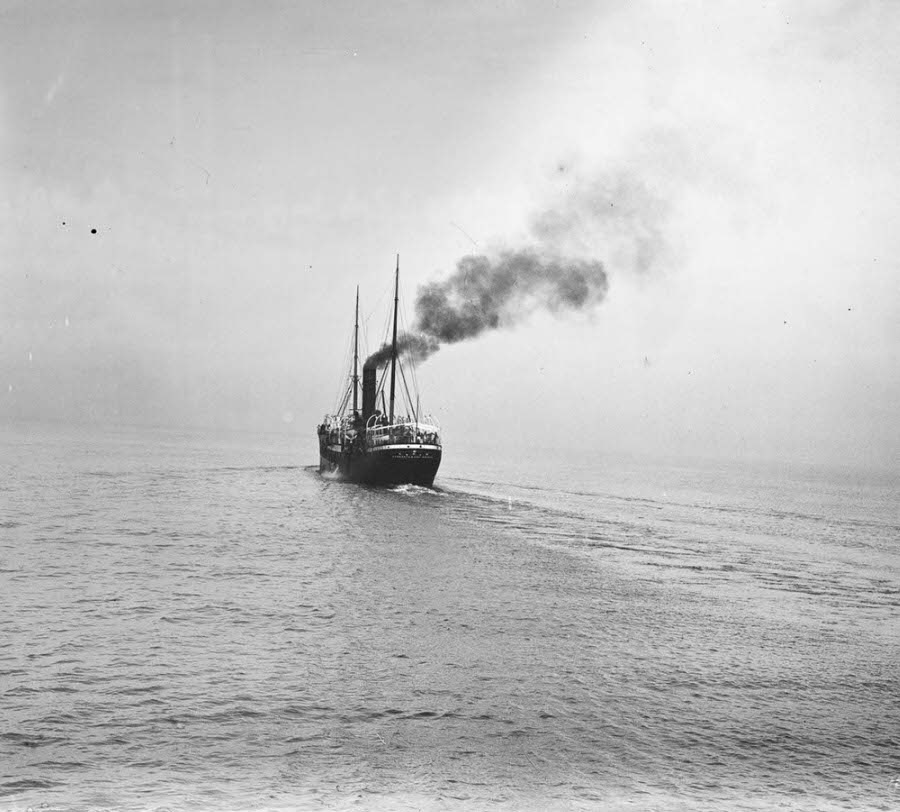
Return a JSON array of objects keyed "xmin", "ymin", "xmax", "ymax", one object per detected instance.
[{"xmin": 318, "ymin": 441, "xmax": 442, "ymax": 486}]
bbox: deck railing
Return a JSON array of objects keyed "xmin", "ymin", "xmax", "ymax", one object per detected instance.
[
  {"xmin": 320, "ymin": 414, "xmax": 441, "ymax": 449},
  {"xmin": 365, "ymin": 416, "xmax": 441, "ymax": 448}
]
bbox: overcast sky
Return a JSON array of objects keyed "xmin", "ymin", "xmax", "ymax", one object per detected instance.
[{"xmin": 2, "ymin": 0, "xmax": 898, "ymax": 469}]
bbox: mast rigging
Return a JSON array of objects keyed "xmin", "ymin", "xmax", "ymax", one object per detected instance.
[
  {"xmin": 388, "ymin": 255, "xmax": 399, "ymax": 423},
  {"xmin": 352, "ymin": 286, "xmax": 359, "ymax": 415}
]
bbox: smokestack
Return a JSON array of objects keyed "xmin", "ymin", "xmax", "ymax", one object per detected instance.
[{"xmin": 362, "ymin": 367, "xmax": 377, "ymax": 422}]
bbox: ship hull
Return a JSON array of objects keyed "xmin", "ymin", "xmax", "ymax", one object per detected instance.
[{"xmin": 319, "ymin": 443, "xmax": 442, "ymax": 487}]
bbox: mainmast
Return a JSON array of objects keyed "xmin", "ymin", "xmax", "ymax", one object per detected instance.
[
  {"xmin": 388, "ymin": 255, "xmax": 399, "ymax": 423},
  {"xmin": 352, "ymin": 286, "xmax": 359, "ymax": 415}
]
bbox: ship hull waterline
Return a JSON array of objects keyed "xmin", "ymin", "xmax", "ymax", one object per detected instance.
[{"xmin": 319, "ymin": 443, "xmax": 442, "ymax": 487}]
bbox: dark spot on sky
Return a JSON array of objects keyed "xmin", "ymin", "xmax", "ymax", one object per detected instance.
[{"xmin": 91, "ymin": 228, "xmax": 97, "ymax": 234}]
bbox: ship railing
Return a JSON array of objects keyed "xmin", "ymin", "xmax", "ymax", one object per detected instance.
[
  {"xmin": 364, "ymin": 417, "xmax": 441, "ymax": 448},
  {"xmin": 317, "ymin": 414, "xmax": 343, "ymax": 446},
  {"xmin": 318, "ymin": 413, "xmax": 369, "ymax": 449},
  {"xmin": 319, "ymin": 414, "xmax": 343, "ymax": 431}
]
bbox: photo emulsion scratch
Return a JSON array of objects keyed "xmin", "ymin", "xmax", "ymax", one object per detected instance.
[{"xmin": 1, "ymin": 2, "xmax": 898, "ymax": 811}]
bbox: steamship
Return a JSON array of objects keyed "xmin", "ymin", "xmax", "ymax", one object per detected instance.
[{"xmin": 316, "ymin": 258, "xmax": 442, "ymax": 486}]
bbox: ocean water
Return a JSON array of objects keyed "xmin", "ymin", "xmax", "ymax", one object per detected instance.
[{"xmin": 1, "ymin": 423, "xmax": 898, "ymax": 811}]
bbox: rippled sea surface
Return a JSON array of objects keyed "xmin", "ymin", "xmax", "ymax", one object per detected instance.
[{"xmin": 1, "ymin": 423, "xmax": 898, "ymax": 811}]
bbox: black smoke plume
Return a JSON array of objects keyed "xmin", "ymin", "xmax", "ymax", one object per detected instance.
[
  {"xmin": 362, "ymin": 249, "xmax": 607, "ymax": 368},
  {"xmin": 416, "ymin": 249, "xmax": 607, "ymax": 344},
  {"xmin": 361, "ymin": 167, "xmax": 666, "ymax": 370},
  {"xmin": 363, "ymin": 332, "xmax": 439, "ymax": 370}
]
